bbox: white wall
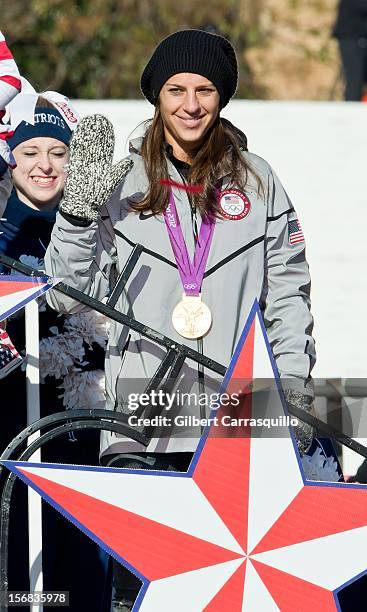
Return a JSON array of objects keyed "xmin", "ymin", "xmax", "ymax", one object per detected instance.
[{"xmin": 73, "ymin": 100, "xmax": 367, "ymax": 379}]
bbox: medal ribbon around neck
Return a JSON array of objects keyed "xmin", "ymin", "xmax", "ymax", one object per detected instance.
[
  {"xmin": 163, "ymin": 191, "xmax": 215, "ymax": 339},
  {"xmin": 163, "ymin": 191, "xmax": 215, "ymax": 296}
]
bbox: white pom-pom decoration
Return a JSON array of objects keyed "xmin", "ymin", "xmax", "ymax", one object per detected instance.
[
  {"xmin": 58, "ymin": 369, "xmax": 106, "ymax": 410},
  {"xmin": 301, "ymin": 447, "xmax": 340, "ymax": 482},
  {"xmin": 63, "ymin": 311, "xmax": 109, "ymax": 348},
  {"xmin": 39, "ymin": 309, "xmax": 108, "ymax": 410},
  {"xmin": 39, "ymin": 333, "xmax": 85, "ymax": 380}
]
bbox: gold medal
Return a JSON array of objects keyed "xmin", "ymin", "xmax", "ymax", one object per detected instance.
[{"xmin": 172, "ymin": 294, "xmax": 212, "ymax": 339}]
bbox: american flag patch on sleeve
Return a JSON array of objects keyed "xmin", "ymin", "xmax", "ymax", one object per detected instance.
[{"xmin": 288, "ymin": 218, "xmax": 304, "ymax": 246}]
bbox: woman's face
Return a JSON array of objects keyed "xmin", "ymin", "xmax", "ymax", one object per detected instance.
[
  {"xmin": 11, "ymin": 137, "xmax": 69, "ymax": 211},
  {"xmin": 159, "ymin": 73, "xmax": 220, "ymax": 162}
]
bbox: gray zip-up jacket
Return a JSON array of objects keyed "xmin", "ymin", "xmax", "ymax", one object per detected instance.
[{"xmin": 45, "ymin": 138, "xmax": 315, "ymax": 457}]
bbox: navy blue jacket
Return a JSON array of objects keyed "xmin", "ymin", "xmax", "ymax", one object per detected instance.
[
  {"xmin": 0, "ymin": 189, "xmax": 56, "ymax": 271},
  {"xmin": 0, "ymin": 190, "xmax": 63, "ymax": 348}
]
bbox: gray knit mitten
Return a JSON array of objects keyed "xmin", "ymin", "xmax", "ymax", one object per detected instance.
[
  {"xmin": 59, "ymin": 114, "xmax": 133, "ymax": 222},
  {"xmin": 284, "ymin": 389, "xmax": 315, "ymax": 454}
]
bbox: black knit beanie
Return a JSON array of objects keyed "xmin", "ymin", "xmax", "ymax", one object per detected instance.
[{"xmin": 141, "ymin": 29, "xmax": 238, "ymax": 109}]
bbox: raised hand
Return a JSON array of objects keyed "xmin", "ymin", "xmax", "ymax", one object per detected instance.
[{"xmin": 59, "ymin": 114, "xmax": 133, "ymax": 222}]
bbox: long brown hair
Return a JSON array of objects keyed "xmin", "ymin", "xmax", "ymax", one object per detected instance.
[
  {"xmin": 36, "ymin": 96, "xmax": 56, "ymax": 109},
  {"xmin": 134, "ymin": 105, "xmax": 263, "ymax": 217}
]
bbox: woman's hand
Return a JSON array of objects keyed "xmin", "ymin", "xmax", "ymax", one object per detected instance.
[
  {"xmin": 284, "ymin": 388, "xmax": 316, "ymax": 454},
  {"xmin": 59, "ymin": 114, "xmax": 133, "ymax": 222}
]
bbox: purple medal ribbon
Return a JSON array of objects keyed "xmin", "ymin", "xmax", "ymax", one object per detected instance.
[{"xmin": 163, "ymin": 191, "xmax": 215, "ymax": 296}]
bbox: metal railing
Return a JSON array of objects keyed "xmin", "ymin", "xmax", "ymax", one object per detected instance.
[{"xmin": 1, "ymin": 251, "xmax": 367, "ymax": 610}]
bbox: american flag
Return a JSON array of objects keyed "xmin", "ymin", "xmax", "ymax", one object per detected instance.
[
  {"xmin": 224, "ymin": 194, "xmax": 242, "ymax": 208},
  {"xmin": 288, "ymin": 218, "xmax": 304, "ymax": 245},
  {"xmin": 0, "ymin": 329, "xmax": 22, "ymax": 378}
]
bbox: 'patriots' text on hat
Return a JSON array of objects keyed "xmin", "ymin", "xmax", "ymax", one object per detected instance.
[{"xmin": 7, "ymin": 107, "xmax": 72, "ymax": 150}]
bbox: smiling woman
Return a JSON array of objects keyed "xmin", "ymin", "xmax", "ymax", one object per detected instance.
[
  {"xmin": 0, "ymin": 89, "xmax": 111, "ymax": 611},
  {"xmin": 45, "ymin": 29, "xmax": 322, "ymax": 611},
  {"xmin": 159, "ymin": 73, "xmax": 220, "ymax": 161},
  {"xmin": 11, "ymin": 137, "xmax": 69, "ymax": 210},
  {"xmin": 0, "ymin": 96, "xmax": 72, "ymax": 271},
  {"xmin": 8, "ymin": 96, "xmax": 70, "ymax": 211}
]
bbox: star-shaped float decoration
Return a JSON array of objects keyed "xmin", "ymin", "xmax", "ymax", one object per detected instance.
[
  {"xmin": 0, "ymin": 274, "xmax": 60, "ymax": 322},
  {"xmin": 3, "ymin": 303, "xmax": 367, "ymax": 610}
]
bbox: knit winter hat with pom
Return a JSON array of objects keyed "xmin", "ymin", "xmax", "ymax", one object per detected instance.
[{"xmin": 141, "ymin": 29, "xmax": 238, "ymax": 109}]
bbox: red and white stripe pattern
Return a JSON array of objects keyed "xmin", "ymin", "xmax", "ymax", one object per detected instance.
[
  {"xmin": 0, "ymin": 31, "xmax": 21, "ymax": 112},
  {"xmin": 4, "ymin": 305, "xmax": 367, "ymax": 611},
  {"xmin": 0, "ymin": 31, "xmax": 21, "ymax": 169},
  {"xmin": 0, "ymin": 328, "xmax": 22, "ymax": 378},
  {"xmin": 288, "ymin": 218, "xmax": 305, "ymax": 246},
  {"xmin": 0, "ymin": 275, "xmax": 59, "ymax": 323}
]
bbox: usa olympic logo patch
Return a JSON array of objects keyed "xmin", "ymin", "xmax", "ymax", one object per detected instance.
[{"xmin": 219, "ymin": 189, "xmax": 251, "ymax": 220}]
